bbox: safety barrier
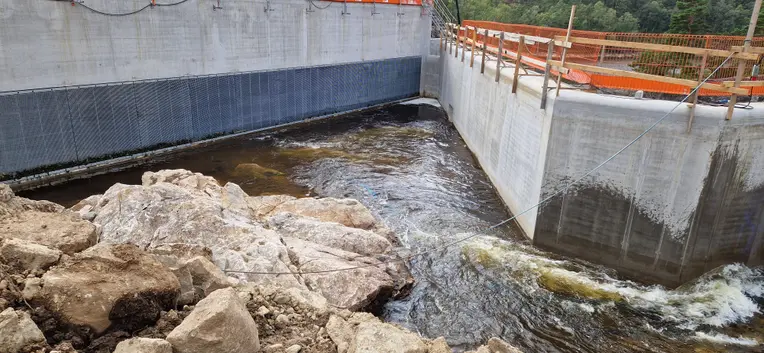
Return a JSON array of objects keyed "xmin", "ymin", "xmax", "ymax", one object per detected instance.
[{"xmin": 458, "ymin": 21, "xmax": 764, "ymax": 97}]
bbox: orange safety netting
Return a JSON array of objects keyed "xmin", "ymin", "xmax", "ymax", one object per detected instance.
[
  {"xmin": 320, "ymin": 0, "xmax": 426, "ymax": 5},
  {"xmin": 459, "ymin": 20, "xmax": 764, "ymax": 96}
]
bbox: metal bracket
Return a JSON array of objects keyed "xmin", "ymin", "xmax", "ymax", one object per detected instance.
[
  {"xmin": 342, "ymin": 0, "xmax": 350, "ymax": 16},
  {"xmin": 306, "ymin": 0, "xmax": 315, "ymax": 13},
  {"xmin": 213, "ymin": 0, "xmax": 223, "ymax": 10},
  {"xmin": 396, "ymin": 3, "xmax": 405, "ymax": 16},
  {"xmin": 264, "ymin": 0, "xmax": 275, "ymax": 13},
  {"xmin": 371, "ymin": 1, "xmax": 379, "ymax": 15}
]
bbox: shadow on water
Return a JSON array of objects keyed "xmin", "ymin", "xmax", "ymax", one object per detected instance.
[{"xmin": 19, "ymin": 103, "xmax": 763, "ymax": 353}]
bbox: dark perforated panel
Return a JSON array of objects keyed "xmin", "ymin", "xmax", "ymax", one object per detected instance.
[{"xmin": 0, "ymin": 56, "xmax": 422, "ymax": 176}]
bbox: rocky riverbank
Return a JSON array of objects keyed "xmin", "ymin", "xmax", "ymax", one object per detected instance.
[{"xmin": 0, "ymin": 169, "xmax": 522, "ymax": 353}]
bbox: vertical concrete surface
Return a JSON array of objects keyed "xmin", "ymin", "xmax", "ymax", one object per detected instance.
[{"xmin": 434, "ymin": 40, "xmax": 764, "ymax": 286}]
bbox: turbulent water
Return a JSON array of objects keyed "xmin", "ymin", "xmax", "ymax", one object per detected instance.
[{"xmin": 21, "ymin": 101, "xmax": 764, "ymax": 353}]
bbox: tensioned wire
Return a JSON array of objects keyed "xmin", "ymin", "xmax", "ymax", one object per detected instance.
[{"xmin": 223, "ymin": 53, "xmax": 737, "ymax": 276}]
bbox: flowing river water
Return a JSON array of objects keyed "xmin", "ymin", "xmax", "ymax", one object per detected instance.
[{"xmin": 20, "ymin": 101, "xmax": 763, "ymax": 353}]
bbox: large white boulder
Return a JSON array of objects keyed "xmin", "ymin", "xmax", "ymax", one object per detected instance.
[
  {"xmin": 83, "ymin": 170, "xmax": 410, "ymax": 311},
  {"xmin": 166, "ymin": 287, "xmax": 260, "ymax": 353}
]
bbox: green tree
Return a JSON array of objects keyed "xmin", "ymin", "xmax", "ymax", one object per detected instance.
[
  {"xmin": 668, "ymin": 0, "xmax": 710, "ymax": 33},
  {"xmin": 637, "ymin": 1, "xmax": 672, "ymax": 32}
]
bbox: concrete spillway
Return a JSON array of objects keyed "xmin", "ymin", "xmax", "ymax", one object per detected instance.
[{"xmin": 428, "ymin": 40, "xmax": 764, "ymax": 287}]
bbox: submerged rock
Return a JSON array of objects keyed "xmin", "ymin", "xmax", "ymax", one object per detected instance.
[
  {"xmin": 40, "ymin": 244, "xmax": 180, "ymax": 334},
  {"xmin": 0, "ymin": 308, "xmax": 47, "ymax": 353},
  {"xmin": 233, "ymin": 163, "xmax": 285, "ymax": 179},
  {"xmin": 0, "ymin": 184, "xmax": 97, "ymax": 255},
  {"xmin": 166, "ymin": 287, "xmax": 260, "ymax": 353}
]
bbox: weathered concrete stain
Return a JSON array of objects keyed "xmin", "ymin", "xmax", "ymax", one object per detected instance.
[{"xmin": 535, "ymin": 138, "xmax": 764, "ymax": 287}]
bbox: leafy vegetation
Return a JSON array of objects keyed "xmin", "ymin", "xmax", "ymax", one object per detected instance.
[{"xmin": 444, "ymin": 0, "xmax": 763, "ymax": 34}]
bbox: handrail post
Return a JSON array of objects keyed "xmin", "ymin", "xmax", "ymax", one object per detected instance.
[
  {"xmin": 540, "ymin": 41, "xmax": 555, "ymax": 109},
  {"xmin": 455, "ymin": 26, "xmax": 460, "ymax": 58},
  {"xmin": 470, "ymin": 26, "xmax": 477, "ymax": 67},
  {"xmin": 688, "ymin": 52, "xmax": 708, "ymax": 133},
  {"xmin": 495, "ymin": 32, "xmax": 504, "ymax": 83},
  {"xmin": 556, "ymin": 5, "xmax": 576, "ymax": 97},
  {"xmin": 480, "ymin": 29, "xmax": 487, "ymax": 74},
  {"xmin": 726, "ymin": 0, "xmax": 761, "ymax": 120},
  {"xmin": 461, "ymin": 27, "xmax": 466, "ymax": 62},
  {"xmin": 512, "ymin": 35, "xmax": 524, "ymax": 93}
]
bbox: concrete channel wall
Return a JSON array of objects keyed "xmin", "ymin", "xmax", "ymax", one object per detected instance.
[
  {"xmin": 430, "ymin": 41, "xmax": 764, "ymax": 286},
  {"xmin": 0, "ymin": 0, "xmax": 429, "ymax": 176}
]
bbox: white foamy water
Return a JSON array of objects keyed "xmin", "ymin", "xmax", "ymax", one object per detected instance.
[
  {"xmin": 463, "ymin": 236, "xmax": 764, "ymax": 332},
  {"xmin": 399, "ymin": 98, "xmax": 441, "ymax": 108},
  {"xmin": 693, "ymin": 332, "xmax": 761, "ymax": 346}
]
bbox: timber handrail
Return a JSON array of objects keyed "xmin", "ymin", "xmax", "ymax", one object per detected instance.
[
  {"xmin": 549, "ymin": 60, "xmax": 749, "ymax": 95},
  {"xmin": 553, "ymin": 36, "xmax": 761, "ymax": 61}
]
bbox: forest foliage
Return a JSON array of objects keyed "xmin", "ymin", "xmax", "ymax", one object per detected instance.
[{"xmin": 445, "ymin": 0, "xmax": 764, "ymax": 34}]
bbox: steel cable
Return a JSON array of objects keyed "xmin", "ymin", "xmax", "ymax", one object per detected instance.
[{"xmin": 223, "ymin": 53, "xmax": 737, "ymax": 276}]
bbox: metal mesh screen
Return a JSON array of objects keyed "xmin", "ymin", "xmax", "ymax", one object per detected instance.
[{"xmin": 0, "ymin": 56, "xmax": 422, "ymax": 177}]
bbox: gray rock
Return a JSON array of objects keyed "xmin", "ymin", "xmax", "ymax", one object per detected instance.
[
  {"xmin": 182, "ymin": 256, "xmax": 231, "ymax": 296},
  {"xmin": 268, "ymin": 197, "xmax": 378, "ymax": 230},
  {"xmin": 40, "ymin": 244, "xmax": 180, "ymax": 334},
  {"xmin": 0, "ymin": 238, "xmax": 62, "ymax": 271},
  {"xmin": 268, "ymin": 212, "xmax": 392, "ymax": 256},
  {"xmin": 349, "ymin": 321, "xmax": 428, "ymax": 353},
  {"xmin": 486, "ymin": 338, "xmax": 523, "ymax": 353},
  {"xmin": 89, "ymin": 170, "xmax": 408, "ymax": 311},
  {"xmin": 283, "ymin": 237, "xmax": 395, "ymax": 311},
  {"xmin": 286, "ymin": 344, "xmax": 302, "ymax": 353},
  {"xmin": 0, "ymin": 308, "xmax": 46, "ymax": 353},
  {"xmin": 428, "ymin": 337, "xmax": 451, "ymax": 353},
  {"xmin": 0, "ymin": 190, "xmax": 97, "ymax": 254},
  {"xmin": 21, "ymin": 278, "xmax": 42, "ymax": 301},
  {"xmin": 89, "ymin": 177, "xmax": 301, "ymax": 290},
  {"xmin": 275, "ymin": 314, "xmax": 289, "ymax": 328},
  {"xmin": 264, "ymin": 344, "xmax": 284, "ymax": 353},
  {"xmin": 326, "ymin": 315, "xmax": 355, "ymax": 353},
  {"xmin": 166, "ymin": 287, "xmax": 259, "ymax": 353},
  {"xmin": 113, "ymin": 338, "xmax": 172, "ymax": 353}
]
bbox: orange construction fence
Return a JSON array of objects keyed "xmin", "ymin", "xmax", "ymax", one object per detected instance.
[
  {"xmin": 460, "ymin": 20, "xmax": 764, "ymax": 96},
  {"xmin": 320, "ymin": 0, "xmax": 427, "ymax": 5}
]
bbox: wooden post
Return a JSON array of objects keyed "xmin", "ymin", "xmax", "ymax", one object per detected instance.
[
  {"xmin": 461, "ymin": 27, "xmax": 466, "ymax": 62},
  {"xmin": 556, "ymin": 5, "xmax": 576, "ymax": 97},
  {"xmin": 512, "ymin": 35, "xmax": 525, "ymax": 94},
  {"xmin": 688, "ymin": 52, "xmax": 708, "ymax": 132},
  {"xmin": 455, "ymin": 27, "xmax": 460, "ymax": 58},
  {"xmin": 726, "ymin": 0, "xmax": 761, "ymax": 120},
  {"xmin": 470, "ymin": 27, "xmax": 477, "ymax": 67},
  {"xmin": 480, "ymin": 29, "xmax": 488, "ymax": 74},
  {"xmin": 540, "ymin": 41, "xmax": 555, "ymax": 109},
  {"xmin": 448, "ymin": 24, "xmax": 453, "ymax": 54},
  {"xmin": 495, "ymin": 32, "xmax": 504, "ymax": 83},
  {"xmin": 598, "ymin": 45, "xmax": 607, "ymax": 64}
]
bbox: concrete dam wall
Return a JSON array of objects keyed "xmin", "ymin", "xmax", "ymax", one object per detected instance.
[
  {"xmin": 431, "ymin": 41, "xmax": 764, "ymax": 286},
  {"xmin": 0, "ymin": 0, "xmax": 429, "ymax": 177}
]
